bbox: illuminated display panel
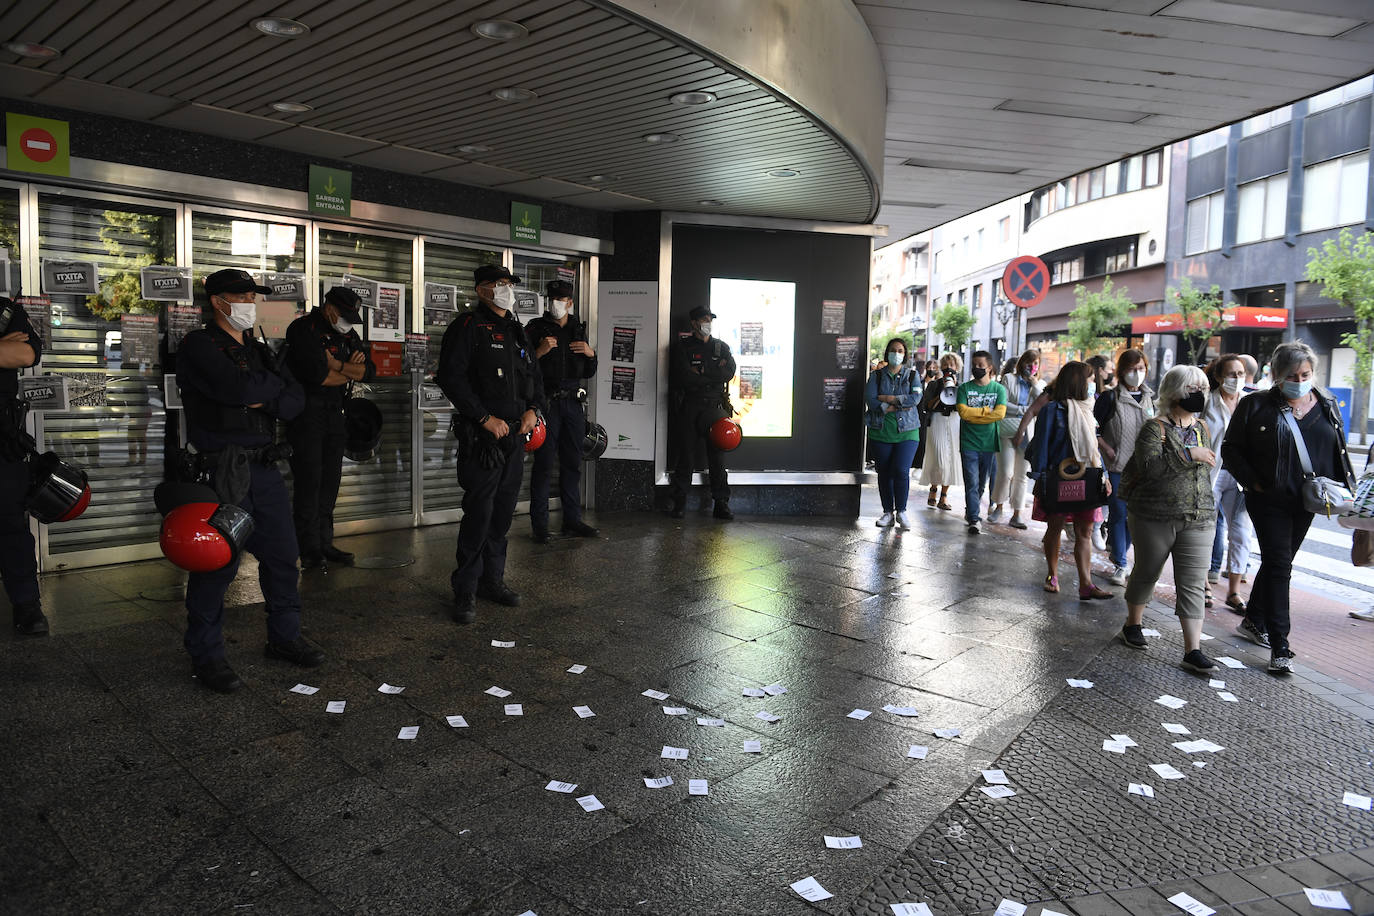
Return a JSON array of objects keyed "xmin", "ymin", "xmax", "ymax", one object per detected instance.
[{"xmin": 709, "ymin": 277, "xmax": 795, "ymax": 438}]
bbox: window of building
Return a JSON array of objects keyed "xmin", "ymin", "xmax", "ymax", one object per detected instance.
[
  {"xmin": 1089, "ymin": 167, "xmax": 1105, "ymax": 200},
  {"xmin": 972, "ymin": 284, "xmax": 982, "ymax": 311},
  {"xmin": 991, "ymin": 277, "xmax": 1001, "ymax": 303},
  {"xmin": 1104, "ymin": 161, "xmax": 1120, "ymax": 195},
  {"xmin": 977, "ymin": 228, "xmax": 985, "ymax": 254},
  {"xmin": 1104, "ymin": 240, "xmax": 1137, "ymax": 273},
  {"xmin": 1189, "ymin": 126, "xmax": 1229, "ymax": 158},
  {"xmin": 998, "ymin": 216, "xmax": 1010, "ymax": 242},
  {"xmin": 1143, "ymin": 150, "xmax": 1162, "ymax": 187},
  {"xmin": 1051, "ymin": 257, "xmax": 1084, "ymax": 285},
  {"xmin": 1185, "ymin": 191, "xmax": 1225, "ymax": 254},
  {"xmin": 1301, "ymin": 151, "xmax": 1369, "ymax": 232},
  {"xmin": 1236, "ymin": 173, "xmax": 1288, "ymax": 243},
  {"xmin": 1124, "ymin": 155, "xmax": 1143, "ymax": 192},
  {"xmin": 933, "ymin": 250, "xmax": 941, "ymax": 274},
  {"xmin": 1308, "ymin": 75, "xmax": 1374, "ymax": 114},
  {"xmin": 1240, "ymin": 107, "xmax": 1292, "ymax": 137},
  {"xmin": 958, "ymin": 288, "xmax": 967, "ymax": 305},
  {"xmin": 946, "ymin": 293, "xmax": 953, "ymax": 305}
]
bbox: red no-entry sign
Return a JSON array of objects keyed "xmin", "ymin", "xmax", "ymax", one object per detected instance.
[
  {"xmin": 19, "ymin": 127, "xmax": 57, "ymax": 163},
  {"xmin": 1002, "ymin": 256, "xmax": 1050, "ymax": 309}
]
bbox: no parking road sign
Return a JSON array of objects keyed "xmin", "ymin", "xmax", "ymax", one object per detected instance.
[{"xmin": 1002, "ymin": 256, "xmax": 1049, "ymax": 309}]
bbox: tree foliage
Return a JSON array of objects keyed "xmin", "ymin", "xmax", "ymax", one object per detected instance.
[
  {"xmin": 932, "ymin": 303, "xmax": 975, "ymax": 353},
  {"xmin": 1171, "ymin": 277, "xmax": 1228, "ymax": 365},
  {"xmin": 1061, "ymin": 275, "xmax": 1133, "ymax": 360},
  {"xmin": 1307, "ymin": 227, "xmax": 1374, "ymax": 441}
]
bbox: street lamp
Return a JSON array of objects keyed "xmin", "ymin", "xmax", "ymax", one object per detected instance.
[{"xmin": 993, "ymin": 296, "xmax": 1018, "ymax": 360}]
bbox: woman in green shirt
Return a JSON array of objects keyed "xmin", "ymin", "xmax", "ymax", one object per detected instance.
[{"xmin": 865, "ymin": 337, "xmax": 921, "ymax": 529}]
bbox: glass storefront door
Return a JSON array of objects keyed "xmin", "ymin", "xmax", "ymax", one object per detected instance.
[
  {"xmin": 35, "ymin": 191, "xmax": 180, "ymax": 562},
  {"xmin": 417, "ymin": 240, "xmax": 501, "ymax": 519},
  {"xmin": 317, "ymin": 226, "xmax": 415, "ymax": 526}
]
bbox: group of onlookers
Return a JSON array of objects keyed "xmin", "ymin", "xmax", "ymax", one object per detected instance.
[{"xmin": 866, "ymin": 338, "xmax": 1357, "ymax": 676}]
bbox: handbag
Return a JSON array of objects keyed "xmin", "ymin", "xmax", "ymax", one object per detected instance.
[
  {"xmin": 1041, "ymin": 457, "xmax": 1109, "ymax": 514},
  {"xmin": 1280, "ymin": 408, "xmax": 1353, "ymax": 517}
]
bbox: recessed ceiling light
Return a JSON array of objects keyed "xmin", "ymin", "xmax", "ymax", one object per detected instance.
[
  {"xmin": 766, "ymin": 168, "xmax": 800, "ymax": 178},
  {"xmin": 670, "ymin": 91, "xmax": 716, "ymax": 106},
  {"xmin": 271, "ymin": 101, "xmax": 313, "ymax": 113},
  {"xmin": 492, "ymin": 87, "xmax": 538, "ymax": 102},
  {"xmin": 458, "ymin": 144, "xmax": 491, "ymax": 154},
  {"xmin": 996, "ymin": 99, "xmax": 1149, "ymax": 124},
  {"xmin": 4, "ymin": 41, "xmax": 60, "ymax": 59},
  {"xmin": 252, "ymin": 18, "xmax": 310, "ymax": 38},
  {"xmin": 698, "ymin": 199, "xmax": 723, "ymax": 207},
  {"xmin": 643, "ymin": 133, "xmax": 680, "ymax": 144},
  {"xmin": 472, "ymin": 19, "xmax": 528, "ymax": 41}
]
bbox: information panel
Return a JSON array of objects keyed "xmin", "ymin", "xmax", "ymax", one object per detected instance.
[
  {"xmin": 595, "ymin": 281, "xmax": 658, "ymax": 460},
  {"xmin": 708, "ymin": 278, "xmax": 795, "ymax": 438}
]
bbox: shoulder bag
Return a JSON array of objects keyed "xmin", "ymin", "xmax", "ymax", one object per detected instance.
[{"xmin": 1281, "ymin": 408, "xmax": 1353, "ymax": 517}]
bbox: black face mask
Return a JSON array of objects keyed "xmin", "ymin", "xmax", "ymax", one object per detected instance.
[
  {"xmin": 1179, "ymin": 391, "xmax": 1206, "ymax": 414},
  {"xmin": 971, "ymin": 366, "xmax": 987, "ymax": 381}
]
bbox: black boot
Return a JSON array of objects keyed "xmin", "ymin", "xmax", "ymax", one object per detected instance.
[
  {"xmin": 713, "ymin": 500, "xmax": 734, "ymax": 521},
  {"xmin": 670, "ymin": 499, "xmax": 686, "ymax": 519},
  {"xmin": 322, "ymin": 546, "xmax": 354, "ymax": 565},
  {"xmin": 12, "ymin": 601, "xmax": 49, "ymax": 637},
  {"xmin": 192, "ymin": 658, "xmax": 244, "ymax": 693}
]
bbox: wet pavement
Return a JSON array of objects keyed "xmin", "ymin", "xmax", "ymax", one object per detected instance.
[{"xmin": 3, "ymin": 492, "xmax": 1374, "ymax": 915}]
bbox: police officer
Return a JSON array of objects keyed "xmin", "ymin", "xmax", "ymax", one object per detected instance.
[
  {"xmin": 669, "ymin": 305, "xmax": 736, "ymax": 520},
  {"xmin": 177, "ymin": 269, "xmax": 324, "ymax": 692},
  {"xmin": 437, "ymin": 264, "xmax": 543, "ymax": 623},
  {"xmin": 285, "ymin": 287, "xmax": 375, "ymax": 569},
  {"xmin": 525, "ymin": 280, "xmax": 598, "ymax": 543},
  {"xmin": 0, "ymin": 296, "xmax": 47, "ymax": 636}
]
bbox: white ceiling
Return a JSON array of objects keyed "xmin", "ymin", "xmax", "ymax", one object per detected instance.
[
  {"xmin": 2, "ymin": 1, "xmax": 1372, "ymax": 242},
  {"xmin": 862, "ymin": 0, "xmax": 1374, "ymax": 246}
]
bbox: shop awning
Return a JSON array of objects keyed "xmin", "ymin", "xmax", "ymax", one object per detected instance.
[{"xmin": 1130, "ymin": 307, "xmax": 1289, "ymax": 334}]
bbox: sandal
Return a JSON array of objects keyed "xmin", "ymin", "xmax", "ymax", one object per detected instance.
[
  {"xmin": 928, "ymin": 493, "xmax": 937, "ymax": 508},
  {"xmin": 1043, "ymin": 575, "xmax": 1059, "ymax": 593},
  {"xmin": 1204, "ymin": 593, "xmax": 1213, "ymax": 609},
  {"xmin": 1225, "ymin": 593, "xmax": 1247, "ymax": 614},
  {"xmin": 1079, "ymin": 586, "xmax": 1113, "ymax": 601},
  {"xmin": 937, "ymin": 500, "xmax": 953, "ymax": 511}
]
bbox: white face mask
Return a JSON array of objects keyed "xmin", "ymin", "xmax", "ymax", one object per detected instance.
[
  {"xmin": 492, "ymin": 285, "xmax": 516, "ymax": 310},
  {"xmin": 219, "ymin": 297, "xmax": 256, "ymax": 331},
  {"xmin": 1222, "ymin": 377, "xmax": 1242, "ymax": 394},
  {"xmin": 1124, "ymin": 370, "xmax": 1144, "ymax": 389},
  {"xmin": 887, "ymin": 351, "xmax": 904, "ymax": 366},
  {"xmin": 551, "ymin": 299, "xmax": 571, "ymax": 320},
  {"xmin": 698, "ymin": 321, "xmax": 712, "ymax": 337},
  {"xmin": 331, "ymin": 316, "xmax": 354, "ymax": 335}
]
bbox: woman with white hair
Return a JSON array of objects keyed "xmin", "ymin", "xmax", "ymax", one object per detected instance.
[
  {"xmin": 1222, "ymin": 341, "xmax": 1355, "ymax": 675},
  {"xmin": 1118, "ymin": 365, "xmax": 1218, "ymax": 672}
]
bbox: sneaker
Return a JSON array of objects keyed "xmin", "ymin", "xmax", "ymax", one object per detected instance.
[
  {"xmin": 1268, "ymin": 648, "xmax": 1294, "ymax": 675},
  {"xmin": 1008, "ymin": 517, "xmax": 1028, "ymax": 530},
  {"xmin": 987, "ymin": 504, "xmax": 1004, "ymax": 523},
  {"xmin": 967, "ymin": 522, "xmax": 980, "ymax": 535},
  {"xmin": 1181, "ymin": 649, "xmax": 1216, "ymax": 672},
  {"xmin": 1207, "ymin": 570, "xmax": 1221, "ymax": 584},
  {"xmin": 1107, "ymin": 565, "xmax": 1128, "ymax": 587},
  {"xmin": 895, "ymin": 511, "xmax": 911, "ymax": 530},
  {"xmin": 1234, "ymin": 618, "xmax": 1270, "ymax": 649},
  {"xmin": 1120, "ymin": 625, "xmax": 1148, "ymax": 650},
  {"xmin": 1091, "ymin": 528, "xmax": 1107, "ymax": 551},
  {"xmin": 875, "ymin": 512, "xmax": 894, "ymax": 528},
  {"xmin": 1350, "ymin": 610, "xmax": 1374, "ymax": 622}
]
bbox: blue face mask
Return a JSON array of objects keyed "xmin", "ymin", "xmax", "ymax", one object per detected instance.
[
  {"xmin": 1281, "ymin": 379, "xmax": 1313, "ymax": 399},
  {"xmin": 887, "ymin": 351, "xmax": 904, "ymax": 366}
]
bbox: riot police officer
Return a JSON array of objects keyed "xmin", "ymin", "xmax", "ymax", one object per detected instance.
[
  {"xmin": 285, "ymin": 287, "xmax": 375, "ymax": 569},
  {"xmin": 669, "ymin": 305, "xmax": 736, "ymax": 520},
  {"xmin": 0, "ymin": 296, "xmax": 47, "ymax": 635},
  {"xmin": 437, "ymin": 264, "xmax": 543, "ymax": 623},
  {"xmin": 177, "ymin": 269, "xmax": 324, "ymax": 692},
  {"xmin": 525, "ymin": 280, "xmax": 598, "ymax": 543}
]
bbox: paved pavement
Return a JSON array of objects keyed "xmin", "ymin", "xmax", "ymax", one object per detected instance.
[{"xmin": 2, "ymin": 491, "xmax": 1373, "ymax": 915}]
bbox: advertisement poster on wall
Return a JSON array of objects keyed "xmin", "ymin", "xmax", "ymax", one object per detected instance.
[
  {"xmin": 369, "ymin": 283, "xmax": 405, "ymax": 343},
  {"xmin": 595, "ymin": 281, "xmax": 658, "ymax": 460},
  {"xmin": 709, "ymin": 277, "xmax": 795, "ymax": 437}
]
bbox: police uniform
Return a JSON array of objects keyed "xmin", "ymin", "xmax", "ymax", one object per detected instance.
[
  {"xmin": 177, "ymin": 269, "xmax": 323, "ymax": 691},
  {"xmin": 284, "ymin": 288, "xmax": 375, "ymax": 567},
  {"xmin": 669, "ymin": 307, "xmax": 736, "ymax": 517},
  {"xmin": 436, "ymin": 265, "xmax": 543, "ymax": 620},
  {"xmin": 525, "ymin": 280, "xmax": 598, "ymax": 542},
  {"xmin": 0, "ymin": 296, "xmax": 47, "ymax": 635}
]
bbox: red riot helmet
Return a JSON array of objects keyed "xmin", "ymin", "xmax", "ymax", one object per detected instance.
[
  {"xmin": 524, "ymin": 417, "xmax": 547, "ymax": 452},
  {"xmin": 709, "ymin": 418, "xmax": 742, "ymax": 451}
]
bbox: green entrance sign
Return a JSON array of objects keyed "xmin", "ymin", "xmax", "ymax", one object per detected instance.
[
  {"xmin": 511, "ymin": 202, "xmax": 541, "ymax": 244},
  {"xmin": 309, "ymin": 165, "xmax": 352, "ymax": 217}
]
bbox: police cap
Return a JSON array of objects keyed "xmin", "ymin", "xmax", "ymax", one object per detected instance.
[
  {"xmin": 205, "ymin": 268, "xmax": 271, "ymax": 297},
  {"xmin": 474, "ymin": 264, "xmax": 521, "ymax": 285},
  {"xmin": 546, "ymin": 280, "xmax": 575, "ymax": 301},
  {"xmin": 323, "ymin": 286, "xmax": 364, "ymax": 322},
  {"xmin": 688, "ymin": 305, "xmax": 716, "ymax": 321}
]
